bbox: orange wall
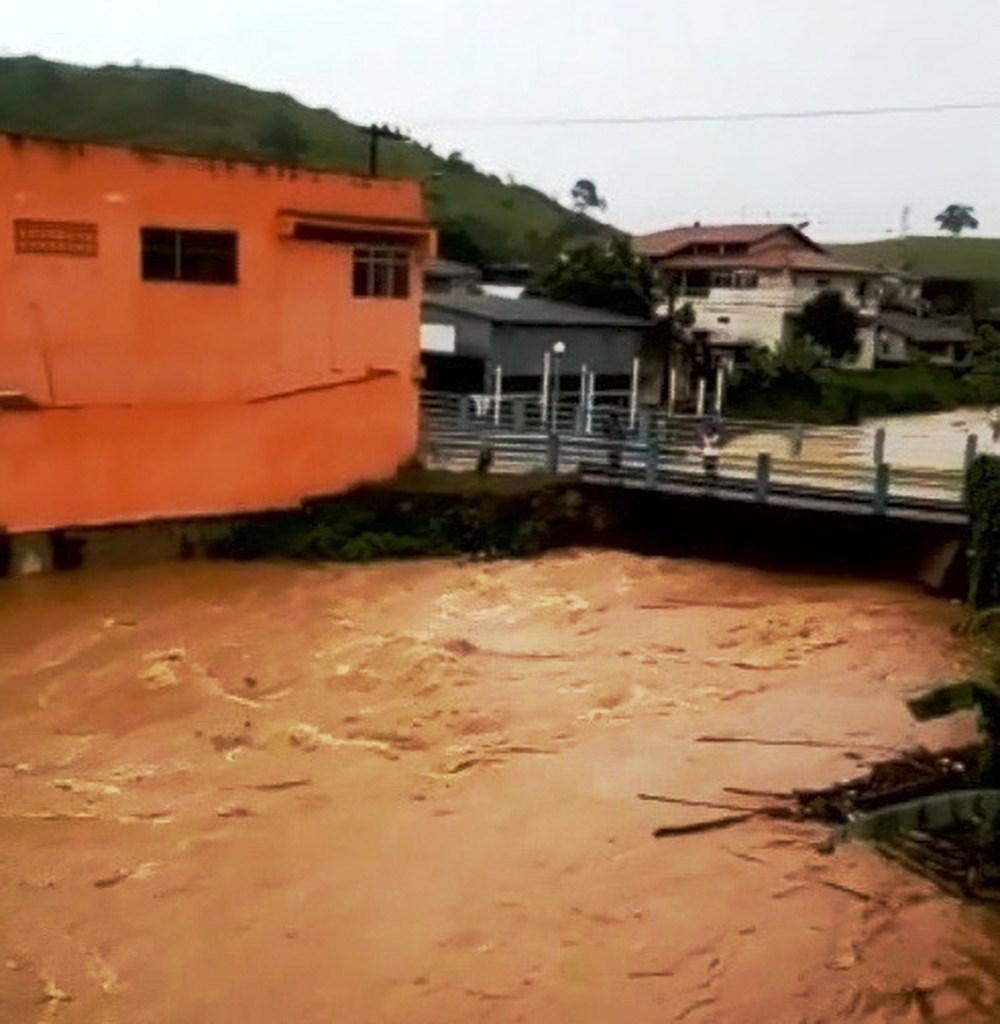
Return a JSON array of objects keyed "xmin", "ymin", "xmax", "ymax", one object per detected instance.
[{"xmin": 0, "ymin": 136, "xmax": 432, "ymax": 533}]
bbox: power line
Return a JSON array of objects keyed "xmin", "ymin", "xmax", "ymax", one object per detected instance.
[{"xmin": 406, "ymin": 99, "xmax": 1000, "ymax": 129}]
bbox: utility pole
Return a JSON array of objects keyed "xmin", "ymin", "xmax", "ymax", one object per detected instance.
[
  {"xmin": 900, "ymin": 205, "xmax": 911, "ymax": 237},
  {"xmin": 366, "ymin": 123, "xmax": 408, "ymax": 177}
]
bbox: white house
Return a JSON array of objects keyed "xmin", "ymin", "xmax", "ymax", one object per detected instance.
[{"xmin": 634, "ymin": 223, "xmax": 881, "ymax": 366}]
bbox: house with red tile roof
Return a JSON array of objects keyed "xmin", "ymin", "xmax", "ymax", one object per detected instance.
[{"xmin": 634, "ymin": 223, "xmax": 880, "ymax": 366}]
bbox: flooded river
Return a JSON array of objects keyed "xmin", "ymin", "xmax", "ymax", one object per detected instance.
[
  {"xmin": 1, "ymin": 552, "xmax": 999, "ymax": 1022},
  {"xmin": 730, "ymin": 407, "xmax": 999, "ymax": 471}
]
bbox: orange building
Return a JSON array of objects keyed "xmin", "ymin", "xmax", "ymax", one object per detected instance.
[{"xmin": 0, "ymin": 133, "xmax": 433, "ymax": 538}]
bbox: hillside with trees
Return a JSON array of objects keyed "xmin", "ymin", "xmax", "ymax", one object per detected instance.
[{"xmin": 0, "ymin": 55, "xmax": 611, "ymax": 267}]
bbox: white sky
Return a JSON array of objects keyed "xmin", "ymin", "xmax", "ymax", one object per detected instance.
[{"xmin": 4, "ymin": 0, "xmax": 1000, "ymax": 240}]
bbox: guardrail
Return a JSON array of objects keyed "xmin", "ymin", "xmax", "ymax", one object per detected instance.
[{"xmin": 419, "ymin": 392, "xmax": 970, "ymax": 524}]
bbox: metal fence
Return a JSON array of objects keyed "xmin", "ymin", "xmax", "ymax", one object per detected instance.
[{"xmin": 419, "ymin": 392, "xmax": 970, "ymax": 521}]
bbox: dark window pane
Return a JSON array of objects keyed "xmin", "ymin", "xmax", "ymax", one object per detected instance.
[
  {"xmin": 352, "ymin": 246, "xmax": 411, "ymax": 299},
  {"xmin": 391, "ymin": 256, "xmax": 410, "ymax": 298},
  {"xmin": 353, "ymin": 252, "xmax": 370, "ymax": 295},
  {"xmin": 141, "ymin": 228, "xmax": 178, "ymax": 280},
  {"xmin": 372, "ymin": 259, "xmax": 391, "ymax": 296},
  {"xmin": 141, "ymin": 227, "xmax": 237, "ymax": 285},
  {"xmin": 179, "ymin": 231, "xmax": 237, "ymax": 284}
]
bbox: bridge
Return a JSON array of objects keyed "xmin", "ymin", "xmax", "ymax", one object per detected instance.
[{"xmin": 420, "ymin": 392, "xmax": 975, "ymax": 526}]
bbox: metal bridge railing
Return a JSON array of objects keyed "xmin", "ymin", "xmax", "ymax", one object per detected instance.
[{"xmin": 419, "ymin": 391, "xmax": 970, "ymax": 521}]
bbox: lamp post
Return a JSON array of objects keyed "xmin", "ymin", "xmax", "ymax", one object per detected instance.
[{"xmin": 551, "ymin": 341, "xmax": 566, "ymax": 433}]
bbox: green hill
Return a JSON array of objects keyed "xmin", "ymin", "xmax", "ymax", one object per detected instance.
[
  {"xmin": 0, "ymin": 54, "xmax": 610, "ymax": 268},
  {"xmin": 829, "ymin": 235, "xmax": 1000, "ymax": 317},
  {"xmin": 829, "ymin": 235, "xmax": 1000, "ymax": 280}
]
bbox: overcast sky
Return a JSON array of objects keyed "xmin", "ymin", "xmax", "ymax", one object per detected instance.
[{"xmin": 5, "ymin": 0, "xmax": 1000, "ymax": 240}]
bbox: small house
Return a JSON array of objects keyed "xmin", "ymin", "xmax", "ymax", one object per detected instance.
[{"xmin": 420, "ymin": 291, "xmax": 659, "ymax": 400}]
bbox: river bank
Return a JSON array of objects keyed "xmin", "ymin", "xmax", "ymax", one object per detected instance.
[{"xmin": 1, "ymin": 551, "xmax": 997, "ymax": 1022}]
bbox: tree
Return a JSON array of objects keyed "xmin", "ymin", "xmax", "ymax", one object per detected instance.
[
  {"xmin": 935, "ymin": 204, "xmax": 979, "ymax": 236},
  {"xmin": 797, "ymin": 289, "xmax": 859, "ymax": 360},
  {"xmin": 539, "ymin": 237, "xmax": 657, "ymax": 318},
  {"xmin": 964, "ymin": 325, "xmax": 1000, "ymax": 403},
  {"xmin": 570, "ymin": 178, "xmax": 607, "ymax": 214},
  {"xmin": 255, "ymin": 108, "xmax": 307, "ymax": 164}
]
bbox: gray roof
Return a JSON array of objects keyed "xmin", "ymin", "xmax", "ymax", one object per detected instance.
[
  {"xmin": 877, "ymin": 311, "xmax": 974, "ymax": 344},
  {"xmin": 422, "ymin": 292, "xmax": 652, "ymax": 328},
  {"xmin": 425, "ymin": 258, "xmax": 482, "ymax": 279}
]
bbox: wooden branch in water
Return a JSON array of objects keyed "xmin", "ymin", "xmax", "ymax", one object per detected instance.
[
  {"xmin": 724, "ymin": 786, "xmax": 796, "ymax": 800},
  {"xmin": 638, "ymin": 793, "xmax": 757, "ymax": 813},
  {"xmin": 697, "ymin": 735, "xmax": 900, "ymax": 753},
  {"xmin": 653, "ymin": 814, "xmax": 754, "ymax": 838}
]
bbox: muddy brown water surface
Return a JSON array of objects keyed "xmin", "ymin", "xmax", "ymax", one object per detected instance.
[{"xmin": 2, "ymin": 551, "xmax": 999, "ymax": 1022}]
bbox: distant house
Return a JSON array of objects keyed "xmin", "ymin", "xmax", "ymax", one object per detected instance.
[
  {"xmin": 874, "ymin": 312, "xmax": 974, "ymax": 367},
  {"xmin": 634, "ymin": 223, "xmax": 880, "ymax": 365},
  {"xmin": 420, "ymin": 292, "xmax": 658, "ymax": 399},
  {"xmin": 424, "ymin": 258, "xmax": 482, "ymax": 294}
]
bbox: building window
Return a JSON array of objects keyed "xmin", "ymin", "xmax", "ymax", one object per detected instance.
[
  {"xmin": 732, "ymin": 270, "xmax": 759, "ymax": 289},
  {"xmin": 15, "ymin": 219, "xmax": 98, "ymax": 257},
  {"xmin": 141, "ymin": 228, "xmax": 238, "ymax": 284},
  {"xmin": 710, "ymin": 271, "xmax": 733, "ymax": 288},
  {"xmin": 352, "ymin": 247, "xmax": 410, "ymax": 298}
]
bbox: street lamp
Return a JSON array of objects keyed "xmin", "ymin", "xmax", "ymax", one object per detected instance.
[{"xmin": 551, "ymin": 341, "xmax": 566, "ymax": 432}]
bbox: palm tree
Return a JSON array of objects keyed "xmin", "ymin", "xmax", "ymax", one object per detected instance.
[{"xmin": 935, "ymin": 204, "xmax": 980, "ymax": 236}]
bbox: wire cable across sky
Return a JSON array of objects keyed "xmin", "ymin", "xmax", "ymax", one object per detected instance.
[{"xmin": 407, "ymin": 99, "xmax": 1000, "ymax": 129}]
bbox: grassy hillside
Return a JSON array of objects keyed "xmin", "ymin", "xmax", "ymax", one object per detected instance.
[
  {"xmin": 0, "ymin": 54, "xmax": 609, "ymax": 267},
  {"xmin": 829, "ymin": 235, "xmax": 1000, "ymax": 280},
  {"xmin": 830, "ymin": 235, "xmax": 1000, "ymax": 318}
]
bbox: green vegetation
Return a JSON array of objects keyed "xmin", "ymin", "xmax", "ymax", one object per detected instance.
[
  {"xmin": 797, "ymin": 290, "xmax": 859, "ymax": 361},
  {"xmin": 968, "ymin": 456, "xmax": 1000, "ymax": 610},
  {"xmin": 0, "ymin": 54, "xmax": 610, "ymax": 267},
  {"xmin": 828, "ymin": 235, "xmax": 1000, "ymax": 280},
  {"xmin": 728, "ymin": 340, "xmax": 967, "ymax": 424},
  {"xmin": 935, "ymin": 203, "xmax": 979, "ymax": 237},
  {"xmin": 538, "ymin": 237, "xmax": 658, "ymax": 318},
  {"xmin": 829, "ymin": 235, "xmax": 1000, "ymax": 318},
  {"xmin": 214, "ymin": 473, "xmax": 589, "ymax": 561},
  {"xmin": 964, "ymin": 326, "xmax": 1000, "ymax": 404}
]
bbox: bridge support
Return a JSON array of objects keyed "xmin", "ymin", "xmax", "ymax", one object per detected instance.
[
  {"xmin": 873, "ymin": 463, "xmax": 891, "ymax": 515},
  {"xmin": 645, "ymin": 439, "xmax": 659, "ymax": 486},
  {"xmin": 873, "ymin": 427, "xmax": 886, "ymax": 466},
  {"xmin": 513, "ymin": 397, "xmax": 526, "ymax": 432},
  {"xmin": 963, "ymin": 434, "xmax": 979, "ymax": 504},
  {"xmin": 7, "ymin": 532, "xmax": 54, "ymax": 576},
  {"xmin": 755, "ymin": 453, "xmax": 771, "ymax": 503},
  {"xmin": 547, "ymin": 434, "xmax": 560, "ymax": 474}
]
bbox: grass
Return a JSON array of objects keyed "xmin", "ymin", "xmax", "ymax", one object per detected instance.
[
  {"xmin": 829, "ymin": 236, "xmax": 1000, "ymax": 280},
  {"xmin": 0, "ymin": 54, "xmax": 610, "ymax": 268},
  {"xmin": 728, "ymin": 364, "xmax": 969, "ymax": 425},
  {"xmin": 829, "ymin": 236, "xmax": 1000, "ymax": 316}
]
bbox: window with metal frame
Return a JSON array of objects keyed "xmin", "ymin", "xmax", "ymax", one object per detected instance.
[
  {"xmin": 352, "ymin": 247, "xmax": 410, "ymax": 299},
  {"xmin": 140, "ymin": 228, "xmax": 238, "ymax": 284}
]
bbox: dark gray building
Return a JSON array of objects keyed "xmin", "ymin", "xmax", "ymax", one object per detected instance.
[
  {"xmin": 423, "ymin": 258, "xmax": 483, "ymax": 295},
  {"xmin": 420, "ymin": 292, "xmax": 659, "ymax": 398}
]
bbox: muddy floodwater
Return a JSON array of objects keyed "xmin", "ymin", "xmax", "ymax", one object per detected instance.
[{"xmin": 2, "ymin": 551, "xmax": 999, "ymax": 1022}]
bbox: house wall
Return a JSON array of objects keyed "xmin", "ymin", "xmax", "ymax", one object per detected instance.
[
  {"xmin": 676, "ymin": 272, "xmax": 876, "ymax": 353},
  {"xmin": 0, "ymin": 135, "xmax": 430, "ymax": 532},
  {"xmin": 420, "ymin": 308, "xmax": 494, "ymax": 363},
  {"xmin": 491, "ymin": 325, "xmax": 643, "ymax": 379}
]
